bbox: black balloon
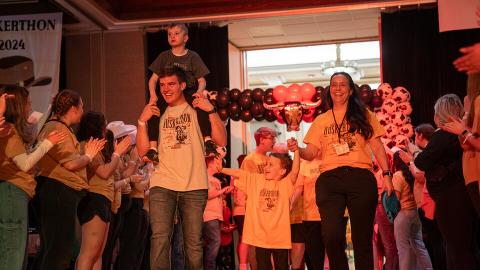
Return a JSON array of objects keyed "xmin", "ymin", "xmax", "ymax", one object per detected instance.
[
  {"xmin": 227, "ymin": 102, "xmax": 241, "ymax": 116},
  {"xmin": 359, "ymin": 84, "xmax": 371, "ymax": 92},
  {"xmin": 371, "ymin": 95, "xmax": 383, "ymax": 108},
  {"xmin": 240, "ymin": 109, "xmax": 253, "ymax": 122},
  {"xmin": 229, "ymin": 89, "xmax": 241, "ymax": 101},
  {"xmin": 264, "ymin": 95, "xmax": 275, "ymax": 105},
  {"xmin": 254, "ymin": 114, "xmax": 264, "ymax": 121},
  {"xmin": 264, "ymin": 110, "xmax": 277, "ymax": 122},
  {"xmin": 239, "ymin": 95, "xmax": 253, "ymax": 109},
  {"xmin": 265, "ymin": 88, "xmax": 273, "ymax": 97},
  {"xmin": 242, "ymin": 89, "xmax": 252, "ymax": 97},
  {"xmin": 252, "ymin": 88, "xmax": 265, "ymax": 102},
  {"xmin": 359, "ymin": 88, "xmax": 373, "ymax": 104},
  {"xmin": 230, "ymin": 113, "xmax": 240, "ymax": 121},
  {"xmin": 221, "ymin": 87, "xmax": 230, "ymax": 94},
  {"xmin": 218, "ymin": 108, "xmax": 229, "ymax": 121},
  {"xmin": 250, "ymin": 102, "xmax": 265, "ymax": 117},
  {"xmin": 216, "ymin": 92, "xmax": 230, "ymax": 108},
  {"xmin": 315, "ymin": 86, "xmax": 325, "ymax": 94}
]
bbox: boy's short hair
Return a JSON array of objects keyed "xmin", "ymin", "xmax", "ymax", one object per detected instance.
[
  {"xmin": 157, "ymin": 66, "xmax": 187, "ymax": 84},
  {"xmin": 269, "ymin": 153, "xmax": 292, "ymax": 177},
  {"xmin": 167, "ymin": 23, "xmax": 188, "ymax": 35},
  {"xmin": 414, "ymin": 123, "xmax": 435, "ymax": 140},
  {"xmin": 254, "ymin": 127, "xmax": 280, "ymax": 146}
]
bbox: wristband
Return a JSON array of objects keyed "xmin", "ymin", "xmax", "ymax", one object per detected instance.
[
  {"xmin": 138, "ymin": 120, "xmax": 146, "ymax": 126},
  {"xmin": 382, "ymin": 170, "xmax": 393, "ymax": 177},
  {"xmin": 461, "ymin": 129, "xmax": 469, "ymax": 136},
  {"xmin": 207, "ymin": 108, "xmax": 217, "ymax": 114},
  {"xmin": 112, "ymin": 152, "xmax": 120, "ymax": 158},
  {"xmin": 123, "ymin": 179, "xmax": 128, "ymax": 186},
  {"xmin": 463, "ymin": 132, "xmax": 473, "ymax": 144}
]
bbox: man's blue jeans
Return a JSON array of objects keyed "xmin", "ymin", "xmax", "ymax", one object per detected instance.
[{"xmin": 149, "ymin": 187, "xmax": 207, "ymax": 270}]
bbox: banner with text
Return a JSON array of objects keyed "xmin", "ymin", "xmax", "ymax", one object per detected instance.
[{"xmin": 0, "ymin": 13, "xmax": 62, "ymax": 126}]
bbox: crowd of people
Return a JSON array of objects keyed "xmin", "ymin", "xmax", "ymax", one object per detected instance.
[{"xmin": 0, "ymin": 22, "xmax": 479, "ymax": 270}]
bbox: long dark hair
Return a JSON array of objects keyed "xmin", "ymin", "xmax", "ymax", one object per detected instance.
[
  {"xmin": 1, "ymin": 84, "xmax": 34, "ymax": 143},
  {"xmin": 103, "ymin": 129, "xmax": 114, "ymax": 163},
  {"xmin": 392, "ymin": 151, "xmax": 414, "ymax": 193},
  {"xmin": 77, "ymin": 111, "xmax": 106, "ymax": 141},
  {"xmin": 326, "ymin": 72, "xmax": 373, "ymax": 140}
]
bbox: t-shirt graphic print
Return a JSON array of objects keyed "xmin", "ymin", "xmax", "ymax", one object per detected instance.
[
  {"xmin": 259, "ymin": 187, "xmax": 279, "ymax": 212},
  {"xmin": 161, "ymin": 112, "xmax": 192, "ymax": 149}
]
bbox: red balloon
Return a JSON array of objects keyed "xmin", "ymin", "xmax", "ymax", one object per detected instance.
[
  {"xmin": 287, "ymin": 92, "xmax": 302, "ymax": 103},
  {"xmin": 300, "ymin": 83, "xmax": 316, "ymax": 101},
  {"xmin": 273, "ymin": 85, "xmax": 288, "ymax": 102},
  {"xmin": 303, "ymin": 108, "xmax": 315, "ymax": 118},
  {"xmin": 303, "ymin": 115, "xmax": 315, "ymax": 123},
  {"xmin": 274, "ymin": 109, "xmax": 285, "ymax": 124},
  {"xmin": 288, "ymin": 83, "xmax": 301, "ymax": 94}
]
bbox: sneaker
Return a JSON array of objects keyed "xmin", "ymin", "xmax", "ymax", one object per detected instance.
[
  {"xmin": 144, "ymin": 149, "xmax": 159, "ymax": 163},
  {"xmin": 205, "ymin": 139, "xmax": 220, "ymax": 158}
]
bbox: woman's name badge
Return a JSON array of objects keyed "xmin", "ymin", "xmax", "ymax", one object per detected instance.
[{"xmin": 333, "ymin": 142, "xmax": 350, "ymax": 156}]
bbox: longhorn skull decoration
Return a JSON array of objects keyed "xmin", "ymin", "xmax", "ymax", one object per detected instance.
[{"xmin": 263, "ymin": 100, "xmax": 321, "ymax": 131}]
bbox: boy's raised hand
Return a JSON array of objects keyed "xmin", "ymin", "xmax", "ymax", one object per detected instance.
[
  {"xmin": 192, "ymin": 93, "xmax": 214, "ymax": 112},
  {"xmin": 287, "ymin": 137, "xmax": 298, "ymax": 152}
]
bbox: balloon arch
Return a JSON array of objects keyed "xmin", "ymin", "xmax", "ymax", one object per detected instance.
[{"xmin": 207, "ymin": 82, "xmax": 413, "ymax": 148}]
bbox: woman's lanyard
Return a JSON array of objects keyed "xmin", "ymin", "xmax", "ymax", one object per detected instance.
[{"xmin": 332, "ymin": 110, "xmax": 347, "ymax": 144}]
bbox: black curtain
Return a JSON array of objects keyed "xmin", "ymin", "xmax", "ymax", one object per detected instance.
[{"xmin": 381, "ymin": 8, "xmax": 480, "ymax": 125}]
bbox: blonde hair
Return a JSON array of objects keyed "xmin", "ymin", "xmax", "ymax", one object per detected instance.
[
  {"xmin": 167, "ymin": 23, "xmax": 188, "ymax": 35},
  {"xmin": 466, "ymin": 73, "xmax": 480, "ymax": 128},
  {"xmin": 434, "ymin": 94, "xmax": 464, "ymax": 125}
]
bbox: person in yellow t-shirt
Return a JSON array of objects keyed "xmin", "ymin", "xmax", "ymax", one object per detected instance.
[
  {"xmin": 0, "ymin": 85, "xmax": 67, "ymax": 269},
  {"xmin": 391, "ymin": 150, "xmax": 432, "ymax": 270},
  {"xmin": 298, "ymin": 72, "xmax": 393, "ymax": 270},
  {"xmin": 231, "ymin": 126, "xmax": 279, "ymax": 270},
  {"xmin": 290, "ymin": 154, "xmax": 328, "ymax": 270},
  {"xmin": 217, "ymin": 138, "xmax": 299, "ymax": 270},
  {"xmin": 35, "ymin": 90, "xmax": 105, "ymax": 270},
  {"xmin": 75, "ymin": 111, "xmax": 131, "ymax": 270}
]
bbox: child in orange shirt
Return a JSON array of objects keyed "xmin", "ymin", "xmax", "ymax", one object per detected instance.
[{"xmin": 215, "ymin": 138, "xmax": 299, "ymax": 270}]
